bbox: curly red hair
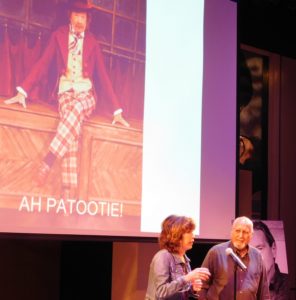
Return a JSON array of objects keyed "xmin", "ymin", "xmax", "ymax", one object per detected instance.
[{"xmin": 159, "ymin": 215, "xmax": 196, "ymax": 253}]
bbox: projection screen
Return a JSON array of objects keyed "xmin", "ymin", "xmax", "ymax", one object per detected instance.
[{"xmin": 0, "ymin": 0, "xmax": 236, "ymax": 240}]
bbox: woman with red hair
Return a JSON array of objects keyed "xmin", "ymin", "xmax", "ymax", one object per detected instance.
[{"xmin": 145, "ymin": 215, "xmax": 210, "ymax": 300}]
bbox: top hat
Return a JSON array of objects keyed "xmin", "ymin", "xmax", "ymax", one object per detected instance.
[{"xmin": 68, "ymin": 1, "xmax": 92, "ymax": 13}]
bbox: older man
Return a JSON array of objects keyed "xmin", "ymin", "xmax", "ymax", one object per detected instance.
[{"xmin": 198, "ymin": 216, "xmax": 270, "ymax": 300}]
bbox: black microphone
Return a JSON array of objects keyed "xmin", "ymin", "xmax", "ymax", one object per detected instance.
[{"xmin": 225, "ymin": 248, "xmax": 247, "ymax": 271}]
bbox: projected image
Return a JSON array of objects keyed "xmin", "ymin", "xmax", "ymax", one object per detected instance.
[
  {"xmin": 0, "ymin": 0, "xmax": 237, "ymax": 239},
  {"xmin": 0, "ymin": 0, "xmax": 145, "ymax": 235}
]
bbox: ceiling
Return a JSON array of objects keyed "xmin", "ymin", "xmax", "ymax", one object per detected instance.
[{"xmin": 238, "ymin": 0, "xmax": 296, "ymax": 58}]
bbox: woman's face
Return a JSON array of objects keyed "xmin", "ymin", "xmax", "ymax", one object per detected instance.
[{"xmin": 179, "ymin": 231, "xmax": 195, "ymax": 254}]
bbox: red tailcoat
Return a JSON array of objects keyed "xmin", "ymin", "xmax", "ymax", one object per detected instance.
[{"xmin": 20, "ymin": 25, "xmax": 121, "ymax": 111}]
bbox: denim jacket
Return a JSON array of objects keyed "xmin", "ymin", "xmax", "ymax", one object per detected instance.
[{"xmin": 145, "ymin": 249, "xmax": 198, "ymax": 300}]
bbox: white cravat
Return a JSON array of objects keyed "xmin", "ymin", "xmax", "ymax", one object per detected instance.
[{"xmin": 69, "ymin": 30, "xmax": 84, "ymax": 55}]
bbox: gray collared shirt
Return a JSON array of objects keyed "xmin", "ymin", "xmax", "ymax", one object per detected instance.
[{"xmin": 199, "ymin": 241, "xmax": 270, "ymax": 300}]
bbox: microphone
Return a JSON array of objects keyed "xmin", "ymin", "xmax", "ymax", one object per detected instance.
[{"xmin": 225, "ymin": 248, "xmax": 247, "ymax": 271}]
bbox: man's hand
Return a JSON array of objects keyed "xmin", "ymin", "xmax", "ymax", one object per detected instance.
[
  {"xmin": 112, "ymin": 112, "xmax": 130, "ymax": 127},
  {"xmin": 4, "ymin": 92, "xmax": 27, "ymax": 109}
]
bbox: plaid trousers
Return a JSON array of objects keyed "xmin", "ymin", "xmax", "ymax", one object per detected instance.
[{"xmin": 49, "ymin": 89, "xmax": 95, "ymax": 188}]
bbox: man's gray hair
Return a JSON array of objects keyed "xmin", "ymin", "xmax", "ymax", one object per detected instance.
[{"xmin": 232, "ymin": 216, "xmax": 253, "ymax": 233}]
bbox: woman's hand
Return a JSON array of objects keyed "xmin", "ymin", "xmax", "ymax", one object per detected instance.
[
  {"xmin": 192, "ymin": 278, "xmax": 203, "ymax": 292},
  {"xmin": 184, "ymin": 267, "xmax": 211, "ymax": 283}
]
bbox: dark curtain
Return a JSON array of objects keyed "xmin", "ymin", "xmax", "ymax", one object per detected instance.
[{"xmin": 0, "ymin": 27, "xmax": 13, "ymax": 97}]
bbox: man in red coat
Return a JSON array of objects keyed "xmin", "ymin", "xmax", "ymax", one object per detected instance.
[{"xmin": 5, "ymin": 1, "xmax": 129, "ymax": 198}]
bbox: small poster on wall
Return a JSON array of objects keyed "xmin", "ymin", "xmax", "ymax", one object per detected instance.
[{"xmin": 250, "ymin": 220, "xmax": 289, "ymax": 300}]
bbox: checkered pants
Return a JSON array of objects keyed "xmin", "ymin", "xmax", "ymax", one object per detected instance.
[{"xmin": 49, "ymin": 89, "xmax": 95, "ymax": 188}]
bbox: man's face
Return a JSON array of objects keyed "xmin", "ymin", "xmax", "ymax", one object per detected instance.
[
  {"xmin": 70, "ymin": 11, "xmax": 88, "ymax": 33},
  {"xmin": 250, "ymin": 229, "xmax": 276, "ymax": 274},
  {"xmin": 231, "ymin": 222, "xmax": 252, "ymax": 250}
]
